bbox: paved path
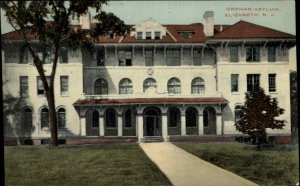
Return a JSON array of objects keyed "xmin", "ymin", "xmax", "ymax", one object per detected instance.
[{"xmin": 140, "ymin": 142, "xmax": 258, "ymax": 186}]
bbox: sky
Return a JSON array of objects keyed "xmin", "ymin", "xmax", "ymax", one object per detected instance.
[{"xmin": 1, "ymin": 0, "xmax": 296, "ymax": 69}]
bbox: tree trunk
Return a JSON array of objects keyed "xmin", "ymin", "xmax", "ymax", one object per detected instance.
[{"xmin": 46, "ymin": 86, "xmax": 58, "ymax": 146}]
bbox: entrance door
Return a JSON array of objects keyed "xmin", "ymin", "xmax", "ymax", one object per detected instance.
[
  {"xmin": 143, "ymin": 107, "xmax": 161, "ymax": 136},
  {"xmin": 145, "ymin": 116, "xmax": 160, "ymax": 136}
]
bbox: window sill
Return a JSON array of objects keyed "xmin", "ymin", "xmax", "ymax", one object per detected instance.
[
  {"xmin": 169, "ymin": 126, "xmax": 178, "ymax": 128},
  {"xmin": 60, "ymin": 94, "xmax": 70, "ymax": 97},
  {"xmin": 231, "ymin": 92, "xmax": 240, "ymax": 95},
  {"xmin": 269, "ymin": 92, "xmax": 278, "ymax": 94},
  {"xmin": 41, "ymin": 127, "xmax": 50, "ymax": 131}
]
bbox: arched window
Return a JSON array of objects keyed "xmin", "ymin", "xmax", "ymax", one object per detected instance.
[
  {"xmin": 94, "ymin": 78, "xmax": 108, "ymax": 95},
  {"xmin": 24, "ymin": 108, "xmax": 32, "ymax": 130},
  {"xmin": 119, "ymin": 78, "xmax": 133, "ymax": 94},
  {"xmin": 105, "ymin": 108, "xmax": 116, "ymax": 128},
  {"xmin": 92, "ymin": 110, "xmax": 99, "ymax": 128},
  {"xmin": 191, "ymin": 77, "xmax": 205, "ymax": 94},
  {"xmin": 186, "ymin": 107, "xmax": 198, "ymax": 127},
  {"xmin": 168, "ymin": 78, "xmax": 181, "ymax": 94},
  {"xmin": 57, "ymin": 108, "xmax": 66, "ymax": 129},
  {"xmin": 143, "ymin": 78, "xmax": 157, "ymax": 92},
  {"xmin": 124, "ymin": 109, "xmax": 132, "ymax": 128},
  {"xmin": 168, "ymin": 107, "xmax": 180, "ymax": 127},
  {"xmin": 234, "ymin": 105, "xmax": 243, "ymax": 123},
  {"xmin": 41, "ymin": 108, "xmax": 49, "ymax": 129}
]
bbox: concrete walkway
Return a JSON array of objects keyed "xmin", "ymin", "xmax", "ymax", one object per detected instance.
[{"xmin": 140, "ymin": 142, "xmax": 258, "ymax": 186}]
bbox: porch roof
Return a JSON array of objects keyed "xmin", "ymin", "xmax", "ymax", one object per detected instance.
[{"xmin": 73, "ymin": 97, "xmax": 228, "ymax": 106}]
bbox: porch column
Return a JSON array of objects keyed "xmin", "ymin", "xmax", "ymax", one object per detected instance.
[
  {"xmin": 80, "ymin": 117, "xmax": 86, "ymax": 136},
  {"xmin": 137, "ymin": 114, "xmax": 143, "ymax": 142},
  {"xmin": 99, "ymin": 115, "xmax": 104, "ymax": 136},
  {"xmin": 117, "ymin": 115, "xmax": 123, "ymax": 136},
  {"xmin": 181, "ymin": 115, "xmax": 186, "ymax": 136},
  {"xmin": 198, "ymin": 114, "xmax": 204, "ymax": 135},
  {"xmin": 216, "ymin": 114, "xmax": 222, "ymax": 135},
  {"xmin": 162, "ymin": 113, "xmax": 168, "ymax": 141}
]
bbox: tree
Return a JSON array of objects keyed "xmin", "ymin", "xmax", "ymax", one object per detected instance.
[
  {"xmin": 1, "ymin": 1, "xmax": 128, "ymax": 146},
  {"xmin": 235, "ymin": 87, "xmax": 285, "ymax": 150}
]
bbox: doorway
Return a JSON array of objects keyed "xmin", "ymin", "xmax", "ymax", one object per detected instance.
[{"xmin": 143, "ymin": 107, "xmax": 161, "ymax": 136}]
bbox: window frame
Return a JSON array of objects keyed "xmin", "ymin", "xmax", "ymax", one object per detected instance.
[
  {"xmin": 191, "ymin": 77, "xmax": 205, "ymax": 94},
  {"xmin": 168, "ymin": 77, "xmax": 181, "ymax": 94},
  {"xmin": 119, "ymin": 78, "xmax": 133, "ymax": 94},
  {"xmin": 145, "ymin": 50, "xmax": 154, "ymax": 66},
  {"xmin": 247, "ymin": 74, "xmax": 260, "ymax": 92},
  {"xmin": 20, "ymin": 76, "xmax": 29, "ymax": 98},
  {"xmin": 60, "ymin": 76, "xmax": 69, "ymax": 95},
  {"xmin": 136, "ymin": 32, "xmax": 143, "ymax": 39},
  {"xmin": 57, "ymin": 108, "xmax": 66, "ymax": 129},
  {"xmin": 193, "ymin": 49, "xmax": 202, "ymax": 66},
  {"xmin": 37, "ymin": 76, "xmax": 50, "ymax": 95},
  {"xmin": 231, "ymin": 74, "xmax": 239, "ymax": 92},
  {"xmin": 268, "ymin": 46, "xmax": 276, "ymax": 62},
  {"xmin": 143, "ymin": 78, "xmax": 157, "ymax": 92},
  {"xmin": 94, "ymin": 78, "xmax": 108, "ymax": 95},
  {"xmin": 59, "ymin": 47, "xmax": 68, "ymax": 63},
  {"xmin": 145, "ymin": 32, "xmax": 152, "ymax": 40},
  {"xmin": 268, "ymin": 74, "xmax": 276, "ymax": 92},
  {"xmin": 229, "ymin": 46, "xmax": 239, "ymax": 62},
  {"xmin": 154, "ymin": 31, "xmax": 161, "ymax": 39},
  {"xmin": 166, "ymin": 49, "xmax": 180, "ymax": 66},
  {"xmin": 246, "ymin": 46, "xmax": 260, "ymax": 62},
  {"xmin": 41, "ymin": 107, "xmax": 49, "ymax": 129}
]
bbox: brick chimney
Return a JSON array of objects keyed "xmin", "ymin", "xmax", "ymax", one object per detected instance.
[
  {"xmin": 79, "ymin": 13, "xmax": 91, "ymax": 30},
  {"xmin": 203, "ymin": 11, "xmax": 214, "ymax": 37}
]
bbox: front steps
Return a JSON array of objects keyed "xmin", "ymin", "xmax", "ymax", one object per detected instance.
[{"xmin": 142, "ymin": 136, "xmax": 164, "ymax": 143}]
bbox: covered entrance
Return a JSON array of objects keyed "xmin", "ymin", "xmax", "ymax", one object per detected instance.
[{"xmin": 143, "ymin": 107, "xmax": 162, "ymax": 136}]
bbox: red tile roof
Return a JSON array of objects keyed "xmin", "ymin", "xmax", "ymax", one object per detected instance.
[
  {"xmin": 2, "ymin": 21, "xmax": 295, "ymax": 43},
  {"xmin": 73, "ymin": 97, "xmax": 228, "ymax": 106},
  {"xmin": 212, "ymin": 21, "xmax": 295, "ymax": 40}
]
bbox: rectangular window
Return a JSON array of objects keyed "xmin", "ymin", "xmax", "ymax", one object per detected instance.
[
  {"xmin": 96, "ymin": 49, "xmax": 105, "ymax": 66},
  {"xmin": 20, "ymin": 76, "xmax": 28, "ymax": 97},
  {"xmin": 247, "ymin": 74, "xmax": 260, "ymax": 92},
  {"xmin": 167, "ymin": 49, "xmax": 180, "ymax": 66},
  {"xmin": 136, "ymin": 32, "xmax": 142, "ymax": 39},
  {"xmin": 59, "ymin": 47, "xmax": 68, "ymax": 63},
  {"xmin": 146, "ymin": 32, "xmax": 151, "ymax": 40},
  {"xmin": 246, "ymin": 46, "xmax": 260, "ymax": 62},
  {"xmin": 231, "ymin": 74, "xmax": 239, "ymax": 92},
  {"xmin": 44, "ymin": 50, "xmax": 53, "ymax": 64},
  {"xmin": 269, "ymin": 74, "xmax": 276, "ymax": 92},
  {"xmin": 60, "ymin": 76, "xmax": 69, "ymax": 95},
  {"xmin": 19, "ymin": 45, "xmax": 28, "ymax": 64},
  {"xmin": 193, "ymin": 49, "xmax": 202, "ymax": 66},
  {"xmin": 268, "ymin": 46, "xmax": 276, "ymax": 62},
  {"xmin": 230, "ymin": 46, "xmax": 238, "ymax": 62},
  {"xmin": 145, "ymin": 50, "xmax": 153, "ymax": 66},
  {"xmin": 155, "ymin": 32, "xmax": 160, "ymax": 39},
  {"xmin": 37, "ymin": 76, "xmax": 50, "ymax": 95},
  {"xmin": 118, "ymin": 50, "xmax": 132, "ymax": 66}
]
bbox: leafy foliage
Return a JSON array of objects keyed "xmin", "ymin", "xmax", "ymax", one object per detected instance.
[
  {"xmin": 235, "ymin": 87, "xmax": 285, "ymax": 149},
  {"xmin": 1, "ymin": 1, "xmax": 128, "ymax": 146}
]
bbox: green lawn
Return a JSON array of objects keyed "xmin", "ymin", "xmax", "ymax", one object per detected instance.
[
  {"xmin": 5, "ymin": 144, "xmax": 172, "ymax": 186},
  {"xmin": 175, "ymin": 143, "xmax": 299, "ymax": 186}
]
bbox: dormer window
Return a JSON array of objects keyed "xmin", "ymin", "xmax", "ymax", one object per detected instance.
[
  {"xmin": 178, "ymin": 31, "xmax": 194, "ymax": 39},
  {"xmin": 136, "ymin": 32, "xmax": 142, "ymax": 39},
  {"xmin": 146, "ymin": 32, "xmax": 152, "ymax": 40},
  {"xmin": 155, "ymin": 32, "xmax": 160, "ymax": 39}
]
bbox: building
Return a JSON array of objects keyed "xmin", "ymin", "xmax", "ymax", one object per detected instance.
[{"xmin": 2, "ymin": 11, "xmax": 296, "ymax": 144}]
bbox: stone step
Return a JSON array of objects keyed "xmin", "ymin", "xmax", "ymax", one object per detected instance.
[{"xmin": 143, "ymin": 136, "xmax": 164, "ymax": 143}]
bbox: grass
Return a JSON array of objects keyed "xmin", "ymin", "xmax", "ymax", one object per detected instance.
[
  {"xmin": 175, "ymin": 143, "xmax": 299, "ymax": 186},
  {"xmin": 5, "ymin": 144, "xmax": 172, "ymax": 186}
]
